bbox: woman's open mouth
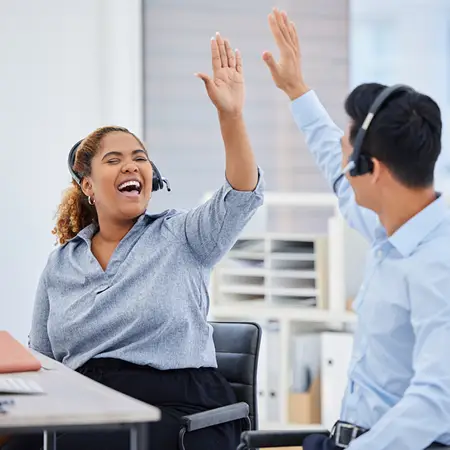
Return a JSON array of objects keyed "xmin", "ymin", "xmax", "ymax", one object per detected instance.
[{"xmin": 117, "ymin": 180, "xmax": 142, "ymax": 198}]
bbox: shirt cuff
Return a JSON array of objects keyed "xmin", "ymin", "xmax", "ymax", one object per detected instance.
[
  {"xmin": 223, "ymin": 166, "xmax": 265, "ymax": 206},
  {"xmin": 225, "ymin": 166, "xmax": 264, "ymax": 192},
  {"xmin": 290, "ymin": 90, "xmax": 329, "ymax": 131}
]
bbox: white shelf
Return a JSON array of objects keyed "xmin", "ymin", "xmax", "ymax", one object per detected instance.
[
  {"xmin": 220, "ymin": 287, "xmax": 318, "ymax": 297},
  {"xmin": 220, "ymin": 286, "xmax": 266, "ymax": 295},
  {"xmin": 218, "ymin": 268, "xmax": 317, "ymax": 278},
  {"xmin": 271, "ymin": 253, "xmax": 316, "ymax": 261},
  {"xmin": 271, "ymin": 288, "xmax": 318, "ymax": 297},
  {"xmin": 227, "ymin": 251, "xmax": 265, "ymax": 260},
  {"xmin": 210, "ymin": 303, "xmax": 357, "ymax": 324},
  {"xmin": 263, "ymin": 192, "xmax": 337, "ymax": 207}
]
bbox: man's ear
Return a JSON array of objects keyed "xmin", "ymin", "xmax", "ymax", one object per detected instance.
[
  {"xmin": 81, "ymin": 178, "xmax": 94, "ymax": 198},
  {"xmin": 370, "ymin": 158, "xmax": 384, "ymax": 184}
]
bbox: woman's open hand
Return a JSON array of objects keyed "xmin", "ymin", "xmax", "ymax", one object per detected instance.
[{"xmin": 196, "ymin": 32, "xmax": 244, "ymax": 117}]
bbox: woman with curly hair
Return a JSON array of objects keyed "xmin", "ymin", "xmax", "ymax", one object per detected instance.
[{"xmin": 5, "ymin": 33, "xmax": 264, "ymax": 450}]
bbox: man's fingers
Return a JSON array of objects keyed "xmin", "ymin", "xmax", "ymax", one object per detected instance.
[
  {"xmin": 235, "ymin": 49, "xmax": 243, "ymax": 74},
  {"xmin": 262, "ymin": 51, "xmax": 279, "ymax": 78},
  {"xmin": 215, "ymin": 32, "xmax": 227, "ymax": 68},
  {"xmin": 224, "ymin": 39, "xmax": 235, "ymax": 69},
  {"xmin": 268, "ymin": 12, "xmax": 290, "ymax": 57},
  {"xmin": 210, "ymin": 38, "xmax": 221, "ymax": 72},
  {"xmin": 290, "ymin": 20, "xmax": 299, "ymax": 51},
  {"xmin": 279, "ymin": 9, "xmax": 299, "ymax": 51},
  {"xmin": 268, "ymin": 13, "xmax": 285, "ymax": 48},
  {"xmin": 273, "ymin": 8, "xmax": 291, "ymax": 47},
  {"xmin": 283, "ymin": 13, "xmax": 298, "ymax": 50}
]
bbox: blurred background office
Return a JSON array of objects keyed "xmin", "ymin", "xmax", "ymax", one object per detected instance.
[{"xmin": 1, "ymin": 0, "xmax": 448, "ymax": 433}]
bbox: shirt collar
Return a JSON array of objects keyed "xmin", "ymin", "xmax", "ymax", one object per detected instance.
[
  {"xmin": 75, "ymin": 223, "xmax": 97, "ymax": 242},
  {"xmin": 388, "ymin": 193, "xmax": 448, "ymax": 257},
  {"xmin": 70, "ymin": 209, "xmax": 168, "ymax": 245}
]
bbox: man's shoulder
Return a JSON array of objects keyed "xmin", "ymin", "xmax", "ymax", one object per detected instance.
[{"xmin": 410, "ymin": 216, "xmax": 450, "ymax": 270}]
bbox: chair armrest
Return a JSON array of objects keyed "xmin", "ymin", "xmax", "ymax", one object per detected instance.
[
  {"xmin": 240, "ymin": 432, "xmax": 450, "ymax": 449},
  {"xmin": 240, "ymin": 429, "xmax": 328, "ymax": 448},
  {"xmin": 181, "ymin": 402, "xmax": 249, "ymax": 432}
]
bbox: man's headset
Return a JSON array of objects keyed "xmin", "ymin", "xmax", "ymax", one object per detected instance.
[
  {"xmin": 332, "ymin": 84, "xmax": 414, "ymax": 193},
  {"xmin": 67, "ymin": 139, "xmax": 171, "ymax": 192}
]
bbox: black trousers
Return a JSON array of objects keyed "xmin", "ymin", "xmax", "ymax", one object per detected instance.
[
  {"xmin": 3, "ymin": 358, "xmax": 241, "ymax": 450},
  {"xmin": 303, "ymin": 434, "xmax": 337, "ymax": 450}
]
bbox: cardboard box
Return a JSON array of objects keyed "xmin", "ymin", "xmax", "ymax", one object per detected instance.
[
  {"xmin": 288, "ymin": 375, "xmax": 321, "ymax": 424},
  {"xmin": 346, "ymin": 298, "xmax": 354, "ymax": 312}
]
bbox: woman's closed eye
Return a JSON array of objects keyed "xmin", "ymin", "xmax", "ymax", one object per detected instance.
[
  {"xmin": 106, "ymin": 157, "xmax": 148, "ymax": 164},
  {"xmin": 106, "ymin": 158, "xmax": 121, "ymax": 164}
]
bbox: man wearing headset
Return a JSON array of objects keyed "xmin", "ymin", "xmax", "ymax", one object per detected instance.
[{"xmin": 263, "ymin": 8, "xmax": 450, "ymax": 450}]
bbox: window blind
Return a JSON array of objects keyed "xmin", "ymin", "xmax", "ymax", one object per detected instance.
[{"xmin": 143, "ymin": 0, "xmax": 349, "ymax": 232}]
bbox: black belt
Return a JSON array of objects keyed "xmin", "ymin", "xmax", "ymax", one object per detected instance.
[
  {"xmin": 330, "ymin": 420, "xmax": 446, "ymax": 449},
  {"xmin": 330, "ymin": 421, "xmax": 367, "ymax": 448}
]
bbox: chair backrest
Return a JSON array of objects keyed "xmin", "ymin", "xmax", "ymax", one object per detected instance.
[{"xmin": 210, "ymin": 321, "xmax": 261, "ymax": 430}]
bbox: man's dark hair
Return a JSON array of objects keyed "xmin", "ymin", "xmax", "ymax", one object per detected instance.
[{"xmin": 344, "ymin": 83, "xmax": 442, "ymax": 188}]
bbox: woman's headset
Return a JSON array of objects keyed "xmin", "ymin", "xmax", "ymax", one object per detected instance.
[
  {"xmin": 67, "ymin": 139, "xmax": 171, "ymax": 192},
  {"xmin": 332, "ymin": 84, "xmax": 414, "ymax": 193}
]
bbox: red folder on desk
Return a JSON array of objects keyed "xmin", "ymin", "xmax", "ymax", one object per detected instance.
[{"xmin": 0, "ymin": 331, "xmax": 41, "ymax": 373}]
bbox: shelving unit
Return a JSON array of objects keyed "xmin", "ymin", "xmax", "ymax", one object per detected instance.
[
  {"xmin": 209, "ymin": 231, "xmax": 356, "ymax": 430},
  {"xmin": 212, "ymin": 233, "xmax": 328, "ymax": 310}
]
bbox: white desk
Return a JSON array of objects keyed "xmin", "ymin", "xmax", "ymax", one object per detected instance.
[{"xmin": 0, "ymin": 352, "xmax": 160, "ymax": 450}]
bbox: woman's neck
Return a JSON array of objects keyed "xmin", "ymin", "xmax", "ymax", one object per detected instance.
[{"xmin": 95, "ymin": 218, "xmax": 137, "ymax": 244}]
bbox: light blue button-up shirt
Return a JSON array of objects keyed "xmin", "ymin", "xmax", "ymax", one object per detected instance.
[{"xmin": 291, "ymin": 90, "xmax": 450, "ymax": 450}]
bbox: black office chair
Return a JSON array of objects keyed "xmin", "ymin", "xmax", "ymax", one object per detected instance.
[
  {"xmin": 239, "ymin": 427, "xmax": 450, "ymax": 449},
  {"xmin": 178, "ymin": 321, "xmax": 261, "ymax": 450}
]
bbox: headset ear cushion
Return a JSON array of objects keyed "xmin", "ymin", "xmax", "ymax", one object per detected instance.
[
  {"xmin": 349, "ymin": 154, "xmax": 374, "ymax": 177},
  {"xmin": 359, "ymin": 154, "xmax": 374, "ymax": 175},
  {"xmin": 152, "ymin": 174, "xmax": 161, "ymax": 192},
  {"xmin": 151, "ymin": 161, "xmax": 162, "ymax": 192}
]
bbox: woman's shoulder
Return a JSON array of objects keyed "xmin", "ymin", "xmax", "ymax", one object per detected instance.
[
  {"xmin": 145, "ymin": 208, "xmax": 186, "ymax": 220},
  {"xmin": 44, "ymin": 241, "xmax": 72, "ymax": 268},
  {"xmin": 144, "ymin": 208, "xmax": 191, "ymax": 244},
  {"xmin": 144, "ymin": 208, "xmax": 189, "ymax": 228}
]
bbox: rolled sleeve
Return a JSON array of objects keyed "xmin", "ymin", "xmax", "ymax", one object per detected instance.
[{"xmin": 184, "ymin": 167, "xmax": 265, "ymax": 267}]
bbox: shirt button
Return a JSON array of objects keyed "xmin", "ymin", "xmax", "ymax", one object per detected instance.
[{"xmin": 377, "ymin": 250, "xmax": 383, "ymax": 258}]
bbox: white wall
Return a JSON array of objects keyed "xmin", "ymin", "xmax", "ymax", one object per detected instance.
[
  {"xmin": 0, "ymin": 0, "xmax": 143, "ymax": 342},
  {"xmin": 350, "ymin": 0, "xmax": 450, "ymax": 190}
]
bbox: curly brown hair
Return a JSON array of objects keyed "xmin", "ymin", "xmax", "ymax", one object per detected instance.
[{"xmin": 52, "ymin": 126, "xmax": 145, "ymax": 245}]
